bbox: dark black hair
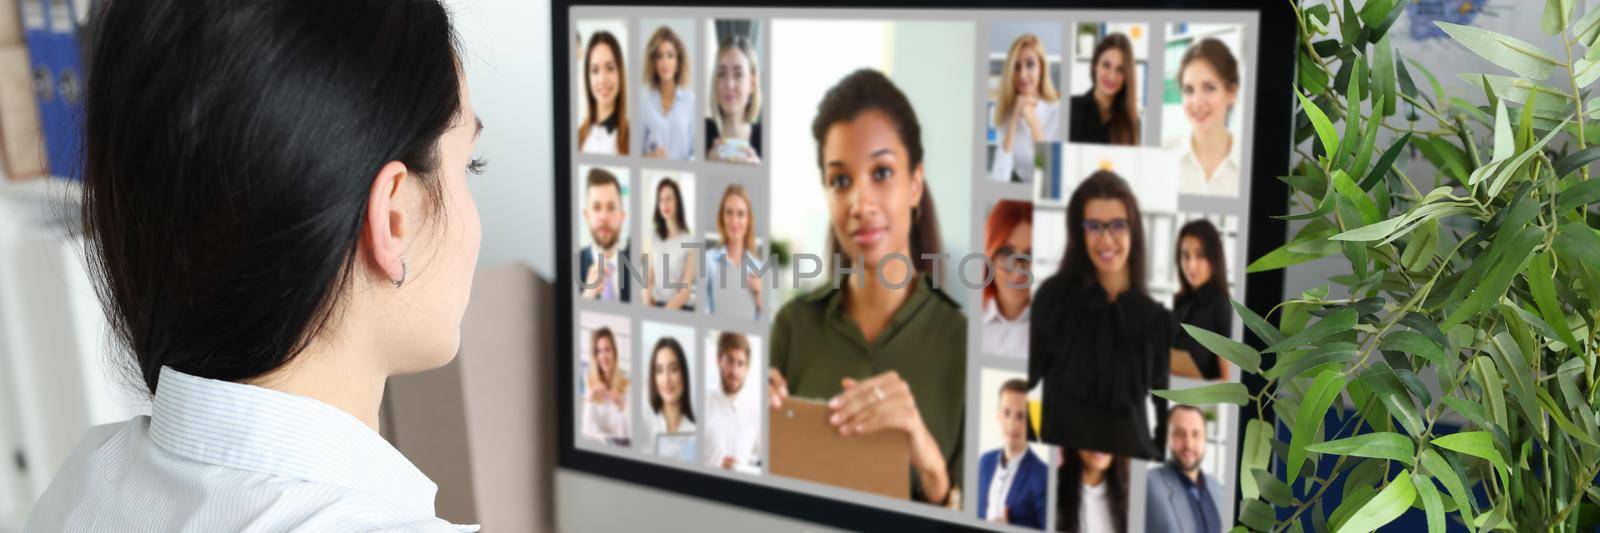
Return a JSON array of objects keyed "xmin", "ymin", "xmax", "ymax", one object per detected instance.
[
  {"xmin": 83, "ymin": 0, "xmax": 464, "ymax": 394},
  {"xmin": 1057, "ymin": 449, "xmax": 1130, "ymax": 533},
  {"xmin": 1059, "ymin": 170, "xmax": 1148, "ymax": 296},
  {"xmin": 647, "ymin": 337, "xmax": 695, "ymax": 423},
  {"xmin": 810, "ymin": 69, "xmax": 942, "ymax": 276},
  {"xmin": 652, "ymin": 177, "xmax": 689, "ymax": 241},
  {"xmin": 1175, "ymin": 218, "xmax": 1229, "ymax": 299}
]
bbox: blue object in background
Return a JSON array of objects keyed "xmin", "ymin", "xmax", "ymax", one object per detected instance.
[{"xmin": 21, "ymin": 0, "xmax": 86, "ymax": 180}]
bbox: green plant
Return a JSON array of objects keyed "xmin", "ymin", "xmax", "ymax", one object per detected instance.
[{"xmin": 1155, "ymin": 1, "xmax": 1600, "ymax": 531}]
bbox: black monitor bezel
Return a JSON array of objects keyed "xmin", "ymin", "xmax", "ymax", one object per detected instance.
[{"xmin": 551, "ymin": 2, "xmax": 1296, "ymax": 530}]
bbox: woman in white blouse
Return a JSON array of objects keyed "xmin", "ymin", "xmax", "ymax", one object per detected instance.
[
  {"xmin": 640, "ymin": 26, "xmax": 695, "ymax": 160},
  {"xmin": 990, "ymin": 33, "xmax": 1061, "ymax": 183},
  {"xmin": 981, "ymin": 200, "xmax": 1033, "ymax": 357},
  {"xmin": 646, "ymin": 337, "xmax": 696, "ymax": 440},
  {"xmin": 704, "ymin": 184, "xmax": 764, "ymax": 320},
  {"xmin": 645, "ymin": 176, "xmax": 697, "ymax": 310},
  {"xmin": 579, "ymin": 30, "xmax": 630, "ymax": 155},
  {"xmin": 1169, "ymin": 37, "xmax": 1242, "ymax": 198},
  {"xmin": 27, "ymin": 1, "xmax": 484, "ymax": 530},
  {"xmin": 584, "ymin": 327, "xmax": 633, "ymax": 446},
  {"xmin": 1059, "ymin": 448, "xmax": 1130, "ymax": 533}
]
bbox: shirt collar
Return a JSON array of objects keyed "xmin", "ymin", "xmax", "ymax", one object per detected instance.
[
  {"xmin": 148, "ymin": 366, "xmax": 441, "ymax": 520},
  {"xmin": 982, "ymin": 298, "xmax": 1030, "ymax": 325},
  {"xmin": 1170, "ymin": 461, "xmax": 1206, "ymax": 491}
]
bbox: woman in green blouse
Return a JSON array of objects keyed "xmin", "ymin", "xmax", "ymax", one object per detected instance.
[{"xmin": 768, "ymin": 69, "xmax": 966, "ymax": 507}]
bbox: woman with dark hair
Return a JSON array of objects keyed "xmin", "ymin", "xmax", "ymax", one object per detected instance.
[
  {"xmin": 706, "ymin": 34, "xmax": 762, "ymax": 164},
  {"xmin": 1171, "ymin": 219, "xmax": 1232, "ymax": 380},
  {"xmin": 1170, "ymin": 37, "xmax": 1243, "ymax": 197},
  {"xmin": 647, "ymin": 337, "xmax": 696, "ymax": 441},
  {"xmin": 1056, "ymin": 448, "xmax": 1131, "ymax": 533},
  {"xmin": 1029, "ymin": 170, "xmax": 1172, "ymax": 461},
  {"xmin": 769, "ymin": 69, "xmax": 965, "ymax": 507},
  {"xmin": 27, "ymin": 1, "xmax": 484, "ymax": 530},
  {"xmin": 1068, "ymin": 32, "xmax": 1139, "ymax": 145},
  {"xmin": 641, "ymin": 25, "xmax": 695, "ymax": 160},
  {"xmin": 645, "ymin": 176, "xmax": 697, "ymax": 310},
  {"xmin": 584, "ymin": 327, "xmax": 632, "ymax": 445},
  {"xmin": 579, "ymin": 30, "xmax": 630, "ymax": 154}
]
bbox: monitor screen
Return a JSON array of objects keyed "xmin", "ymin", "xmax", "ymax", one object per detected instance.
[{"xmin": 555, "ymin": 3, "xmax": 1293, "ymax": 530}]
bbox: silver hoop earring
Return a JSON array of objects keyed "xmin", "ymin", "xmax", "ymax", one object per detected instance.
[{"xmin": 392, "ymin": 258, "xmax": 408, "ymax": 289}]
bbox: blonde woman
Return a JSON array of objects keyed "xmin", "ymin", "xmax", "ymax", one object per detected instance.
[
  {"xmin": 990, "ymin": 34, "xmax": 1061, "ymax": 183},
  {"xmin": 705, "ymin": 35, "xmax": 762, "ymax": 164},
  {"xmin": 704, "ymin": 184, "xmax": 763, "ymax": 320},
  {"xmin": 641, "ymin": 26, "xmax": 695, "ymax": 160},
  {"xmin": 579, "ymin": 30, "xmax": 630, "ymax": 154},
  {"xmin": 583, "ymin": 327, "xmax": 632, "ymax": 446}
]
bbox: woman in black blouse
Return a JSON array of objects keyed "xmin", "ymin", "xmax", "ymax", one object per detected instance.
[
  {"xmin": 1172, "ymin": 219, "xmax": 1233, "ymax": 381},
  {"xmin": 1028, "ymin": 170, "xmax": 1170, "ymax": 460},
  {"xmin": 1067, "ymin": 32, "xmax": 1139, "ymax": 146}
]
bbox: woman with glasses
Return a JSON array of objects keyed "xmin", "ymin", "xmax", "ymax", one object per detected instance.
[
  {"xmin": 1028, "ymin": 170, "xmax": 1171, "ymax": 461},
  {"xmin": 981, "ymin": 200, "xmax": 1034, "ymax": 357}
]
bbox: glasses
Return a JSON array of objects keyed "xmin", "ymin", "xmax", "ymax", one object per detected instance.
[{"xmin": 1083, "ymin": 218, "xmax": 1130, "ymax": 237}]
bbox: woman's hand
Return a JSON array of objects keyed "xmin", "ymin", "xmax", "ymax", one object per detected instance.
[
  {"xmin": 1017, "ymin": 95, "xmax": 1043, "ymax": 143},
  {"xmin": 828, "ymin": 371, "xmax": 950, "ymax": 503},
  {"xmin": 646, "ymin": 145, "xmax": 668, "ymax": 158},
  {"xmin": 745, "ymin": 271, "xmax": 764, "ymax": 314},
  {"xmin": 768, "ymin": 368, "xmax": 789, "ymax": 409}
]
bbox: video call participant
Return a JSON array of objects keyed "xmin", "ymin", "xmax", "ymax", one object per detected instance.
[
  {"xmin": 1068, "ymin": 32, "xmax": 1139, "ymax": 145},
  {"xmin": 1171, "ymin": 219, "xmax": 1232, "ymax": 381},
  {"xmin": 977, "ymin": 379, "xmax": 1047, "ymax": 530},
  {"xmin": 579, "ymin": 168, "xmax": 631, "ymax": 303},
  {"xmin": 704, "ymin": 184, "xmax": 763, "ymax": 320},
  {"xmin": 583, "ymin": 327, "xmax": 632, "ymax": 446},
  {"xmin": 645, "ymin": 177, "xmax": 696, "ymax": 310},
  {"xmin": 1170, "ymin": 38, "xmax": 1242, "ymax": 198},
  {"xmin": 982, "ymin": 200, "xmax": 1033, "ymax": 357},
  {"xmin": 578, "ymin": 30, "xmax": 630, "ymax": 154},
  {"xmin": 1146, "ymin": 405, "xmax": 1223, "ymax": 533},
  {"xmin": 647, "ymin": 336, "xmax": 696, "ymax": 442},
  {"xmin": 1058, "ymin": 448, "xmax": 1130, "ymax": 533},
  {"xmin": 641, "ymin": 26, "xmax": 695, "ymax": 160},
  {"xmin": 989, "ymin": 33, "xmax": 1061, "ymax": 183},
  {"xmin": 706, "ymin": 35, "xmax": 763, "ymax": 164},
  {"xmin": 1029, "ymin": 170, "xmax": 1172, "ymax": 460},
  {"xmin": 703, "ymin": 332, "xmax": 760, "ymax": 473},
  {"xmin": 769, "ymin": 69, "xmax": 965, "ymax": 507}
]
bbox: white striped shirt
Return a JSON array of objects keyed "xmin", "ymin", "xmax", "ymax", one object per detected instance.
[{"xmin": 24, "ymin": 367, "xmax": 478, "ymax": 532}]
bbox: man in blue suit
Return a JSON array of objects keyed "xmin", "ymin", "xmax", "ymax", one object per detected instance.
[
  {"xmin": 578, "ymin": 167, "xmax": 631, "ymax": 302},
  {"xmin": 1146, "ymin": 405, "xmax": 1224, "ymax": 533},
  {"xmin": 977, "ymin": 379, "xmax": 1047, "ymax": 529}
]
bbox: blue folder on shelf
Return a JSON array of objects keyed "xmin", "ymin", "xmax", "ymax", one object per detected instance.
[{"xmin": 19, "ymin": 0, "xmax": 85, "ymax": 180}]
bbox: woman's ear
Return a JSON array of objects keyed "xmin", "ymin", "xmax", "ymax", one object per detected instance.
[
  {"xmin": 910, "ymin": 163, "xmax": 926, "ymax": 207},
  {"xmin": 363, "ymin": 161, "xmax": 412, "ymax": 284}
]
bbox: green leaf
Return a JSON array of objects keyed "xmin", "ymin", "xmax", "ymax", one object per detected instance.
[
  {"xmin": 1335, "ymin": 470, "xmax": 1416, "ymax": 533},
  {"xmin": 1304, "ymin": 432, "xmax": 1416, "ymax": 465},
  {"xmin": 1335, "ymin": 61, "xmax": 1367, "ymax": 167},
  {"xmin": 1537, "ymin": 388, "xmax": 1600, "ymax": 447},
  {"xmin": 1485, "ymin": 116, "xmax": 1572, "ymax": 197},
  {"xmin": 1360, "ymin": 132, "xmax": 1412, "ymax": 190},
  {"xmin": 1432, "ymin": 431, "xmax": 1510, "ymax": 483},
  {"xmin": 1420, "ymin": 449, "xmax": 1476, "ymax": 522},
  {"xmin": 1296, "ymin": 90, "xmax": 1340, "ymax": 157},
  {"xmin": 1407, "ymin": 58, "xmax": 1446, "ymax": 108},
  {"xmin": 1401, "ymin": 219, "xmax": 1439, "ymax": 272},
  {"xmin": 1436, "ymin": 22, "xmax": 1559, "ymax": 80},
  {"xmin": 1556, "ymin": 221, "xmax": 1600, "ymax": 270},
  {"xmin": 1441, "ymin": 395, "xmax": 1491, "ymax": 429},
  {"xmin": 1232, "ymin": 299, "xmax": 1284, "ymax": 347},
  {"xmin": 1442, "ymin": 226, "xmax": 1544, "ymax": 330},
  {"xmin": 1152, "ymin": 382, "xmax": 1249, "ymax": 406},
  {"xmin": 1413, "ymin": 472, "xmax": 1446, "ymax": 533},
  {"xmin": 1180, "ymin": 324, "xmax": 1261, "ymax": 374},
  {"xmin": 1374, "ymin": 36, "xmax": 1398, "ymax": 116},
  {"xmin": 1349, "ymin": 96, "xmax": 1386, "ymax": 178},
  {"xmin": 1330, "ymin": 216, "xmax": 1405, "ymax": 242},
  {"xmin": 1251, "ymin": 468, "xmax": 1294, "ymax": 507},
  {"xmin": 1288, "ymin": 369, "xmax": 1345, "ymax": 485},
  {"xmin": 1574, "ymin": 2, "xmax": 1600, "ymax": 45},
  {"xmin": 1248, "ymin": 235, "xmax": 1333, "ymax": 273},
  {"xmin": 1491, "ymin": 99, "xmax": 1513, "ymax": 163},
  {"xmin": 1267, "ymin": 308, "xmax": 1358, "ymax": 354},
  {"xmin": 1528, "ymin": 251, "xmax": 1582, "ymax": 350},
  {"xmin": 1240, "ymin": 418, "xmax": 1272, "ymax": 501},
  {"xmin": 1271, "ymin": 342, "xmax": 1358, "ymax": 382},
  {"xmin": 1545, "ymin": 0, "xmax": 1573, "ymax": 35},
  {"xmin": 1239, "ymin": 499, "xmax": 1277, "ymax": 532},
  {"xmin": 1576, "ymin": 58, "xmax": 1600, "ymax": 87},
  {"xmin": 1555, "ymin": 146, "xmax": 1600, "ymax": 181},
  {"xmin": 1380, "ymin": 330, "xmax": 1445, "ymax": 365}
]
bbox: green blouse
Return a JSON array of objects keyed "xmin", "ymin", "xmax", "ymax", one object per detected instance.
[{"xmin": 770, "ymin": 274, "xmax": 967, "ymax": 502}]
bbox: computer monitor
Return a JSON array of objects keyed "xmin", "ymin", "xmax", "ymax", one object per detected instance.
[{"xmin": 553, "ymin": 2, "xmax": 1293, "ymax": 530}]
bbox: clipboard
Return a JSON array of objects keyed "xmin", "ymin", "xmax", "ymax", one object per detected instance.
[{"xmin": 768, "ymin": 397, "xmax": 911, "ymax": 500}]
